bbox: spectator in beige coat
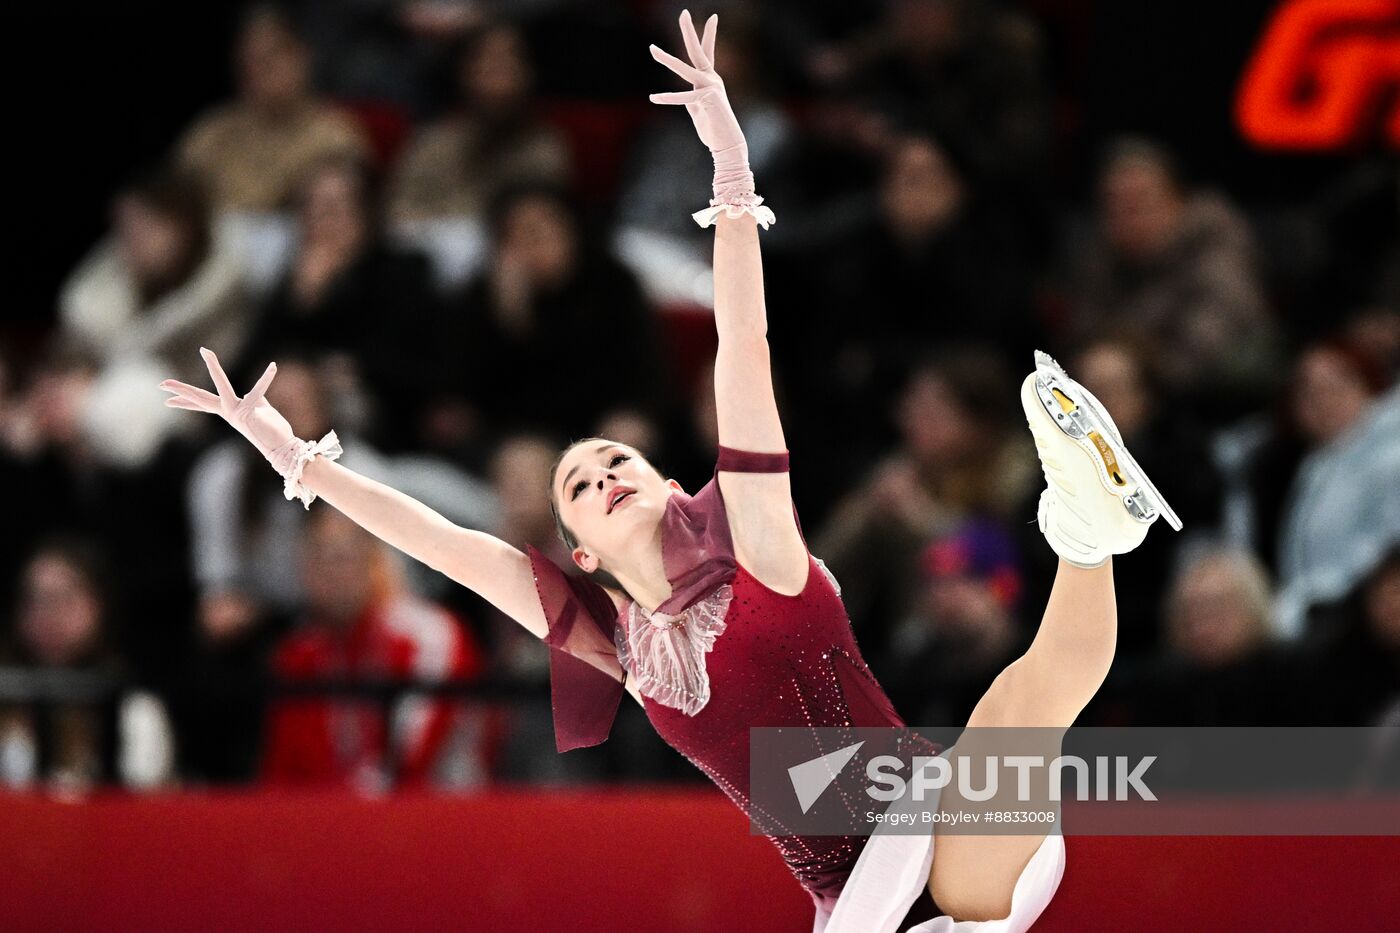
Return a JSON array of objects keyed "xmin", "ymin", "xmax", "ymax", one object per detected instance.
[
  {"xmin": 176, "ymin": 5, "xmax": 368, "ymax": 212},
  {"xmin": 387, "ymin": 22, "xmax": 569, "ymax": 223}
]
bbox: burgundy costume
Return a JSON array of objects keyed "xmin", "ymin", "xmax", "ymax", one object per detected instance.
[{"xmin": 528, "ymin": 447, "xmax": 940, "ymax": 910}]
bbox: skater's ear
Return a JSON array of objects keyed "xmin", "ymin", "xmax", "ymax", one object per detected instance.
[
  {"xmin": 665, "ymin": 477, "xmax": 684, "ymax": 494},
  {"xmin": 571, "ymin": 546, "xmax": 600, "ymax": 574}
]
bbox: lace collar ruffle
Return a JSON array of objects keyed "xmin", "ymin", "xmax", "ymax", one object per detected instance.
[
  {"xmin": 615, "ymin": 584, "xmax": 732, "ymax": 716},
  {"xmin": 610, "ymin": 474, "xmax": 844, "ymax": 717}
]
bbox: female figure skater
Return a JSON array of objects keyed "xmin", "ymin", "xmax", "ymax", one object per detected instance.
[{"xmin": 161, "ymin": 12, "xmax": 1179, "ymax": 931}]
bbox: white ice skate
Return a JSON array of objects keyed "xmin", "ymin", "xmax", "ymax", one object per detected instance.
[{"xmin": 1021, "ymin": 350, "xmax": 1181, "ymax": 568}]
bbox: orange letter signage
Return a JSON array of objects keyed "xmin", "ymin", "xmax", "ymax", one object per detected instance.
[{"xmin": 1237, "ymin": 0, "xmax": 1400, "ymax": 150}]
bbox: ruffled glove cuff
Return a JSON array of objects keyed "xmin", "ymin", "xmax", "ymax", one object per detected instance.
[
  {"xmin": 693, "ymin": 144, "xmax": 775, "ymax": 229},
  {"xmin": 692, "ymin": 197, "xmax": 776, "ymax": 230},
  {"xmin": 266, "ymin": 431, "xmax": 343, "ymax": 509}
]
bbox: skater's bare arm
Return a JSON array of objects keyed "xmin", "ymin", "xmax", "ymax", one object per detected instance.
[
  {"xmin": 299, "ymin": 458, "xmax": 547, "ymax": 637},
  {"xmin": 160, "ymin": 350, "xmax": 548, "ymax": 639},
  {"xmin": 648, "ymin": 12, "xmax": 806, "ymax": 591},
  {"xmin": 710, "ymin": 220, "xmax": 807, "ymax": 593},
  {"xmin": 711, "ymin": 214, "xmax": 786, "ymax": 453}
]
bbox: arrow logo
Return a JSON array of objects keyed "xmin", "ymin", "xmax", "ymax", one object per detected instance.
[{"xmin": 788, "ymin": 741, "xmax": 865, "ymax": 814}]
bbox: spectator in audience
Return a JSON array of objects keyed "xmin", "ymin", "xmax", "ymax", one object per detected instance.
[
  {"xmin": 57, "ymin": 166, "xmax": 250, "ymax": 468},
  {"xmin": 0, "ymin": 539, "xmax": 174, "ymax": 791},
  {"xmin": 1166, "ymin": 549, "xmax": 1275, "ymax": 670},
  {"xmin": 790, "ymin": 135, "xmax": 1039, "ymax": 480},
  {"xmin": 1110, "ymin": 548, "xmax": 1300, "ymax": 725},
  {"xmin": 60, "ymin": 166, "xmax": 250, "ymax": 383},
  {"xmin": 0, "ymin": 351, "xmax": 197, "ymax": 690},
  {"xmin": 388, "ymin": 21, "xmax": 569, "ymax": 223},
  {"xmin": 816, "ymin": 350, "xmax": 1035, "ymax": 660},
  {"xmin": 0, "ymin": 354, "xmax": 93, "ymax": 619},
  {"xmin": 883, "ymin": 520, "xmax": 1027, "ymax": 724},
  {"xmin": 839, "ymin": 0, "xmax": 1052, "ymax": 188},
  {"xmin": 297, "ymin": 0, "xmax": 487, "ymax": 111},
  {"xmin": 239, "ymin": 156, "xmax": 443, "ymax": 452},
  {"xmin": 176, "ymin": 5, "xmax": 368, "ymax": 212},
  {"xmin": 1274, "ymin": 342, "xmax": 1398, "ymax": 637},
  {"xmin": 1309, "ymin": 549, "xmax": 1400, "ymax": 726},
  {"xmin": 1344, "ymin": 305, "xmax": 1400, "ymax": 381},
  {"xmin": 1068, "ymin": 138, "xmax": 1278, "ymax": 415},
  {"xmin": 262, "ymin": 508, "xmax": 489, "ymax": 791},
  {"xmin": 431, "ymin": 184, "xmax": 669, "ymax": 446}
]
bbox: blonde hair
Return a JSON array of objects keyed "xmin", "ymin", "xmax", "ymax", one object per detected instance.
[{"xmin": 1167, "ymin": 546, "xmax": 1275, "ymax": 649}]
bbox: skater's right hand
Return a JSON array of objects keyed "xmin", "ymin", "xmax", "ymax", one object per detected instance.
[
  {"xmin": 649, "ymin": 10, "xmax": 744, "ymax": 158},
  {"xmin": 160, "ymin": 348, "xmax": 295, "ymax": 461}
]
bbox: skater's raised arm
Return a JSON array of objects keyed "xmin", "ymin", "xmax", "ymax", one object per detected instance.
[
  {"xmin": 711, "ymin": 214, "xmax": 782, "ymax": 452},
  {"xmin": 161, "ymin": 350, "xmax": 550, "ymax": 638},
  {"xmin": 649, "ymin": 11, "xmax": 806, "ymax": 590}
]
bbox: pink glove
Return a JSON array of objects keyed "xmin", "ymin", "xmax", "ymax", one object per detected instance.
[
  {"xmin": 160, "ymin": 348, "xmax": 342, "ymax": 508},
  {"xmin": 650, "ymin": 10, "xmax": 775, "ymax": 230}
]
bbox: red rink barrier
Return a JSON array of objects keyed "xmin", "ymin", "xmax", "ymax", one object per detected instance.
[{"xmin": 1, "ymin": 789, "xmax": 1396, "ymax": 932}]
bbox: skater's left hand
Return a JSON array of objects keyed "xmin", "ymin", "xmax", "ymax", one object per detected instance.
[{"xmin": 649, "ymin": 10, "xmax": 746, "ymax": 158}]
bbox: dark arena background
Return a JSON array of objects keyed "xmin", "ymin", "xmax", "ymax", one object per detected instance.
[{"xmin": 3, "ymin": 1, "xmax": 1397, "ymax": 930}]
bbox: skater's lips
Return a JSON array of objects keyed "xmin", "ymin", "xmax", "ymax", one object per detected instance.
[{"xmin": 607, "ymin": 486, "xmax": 636, "ymax": 514}]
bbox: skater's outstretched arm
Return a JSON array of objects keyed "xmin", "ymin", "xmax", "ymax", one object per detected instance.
[
  {"xmin": 161, "ymin": 350, "xmax": 550, "ymax": 638},
  {"xmin": 650, "ymin": 11, "xmax": 807, "ymax": 592}
]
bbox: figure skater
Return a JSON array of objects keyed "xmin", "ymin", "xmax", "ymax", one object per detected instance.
[{"xmin": 160, "ymin": 11, "xmax": 1180, "ymax": 931}]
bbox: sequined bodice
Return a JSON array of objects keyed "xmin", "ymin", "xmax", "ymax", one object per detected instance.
[
  {"xmin": 528, "ymin": 449, "xmax": 939, "ymax": 905},
  {"xmin": 641, "ymin": 554, "xmax": 913, "ymax": 901}
]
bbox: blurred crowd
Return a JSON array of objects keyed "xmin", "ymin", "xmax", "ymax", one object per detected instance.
[{"xmin": 1, "ymin": 0, "xmax": 1396, "ymax": 793}]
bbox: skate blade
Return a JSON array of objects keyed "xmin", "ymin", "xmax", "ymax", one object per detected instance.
[{"xmin": 1032, "ymin": 351, "xmax": 1183, "ymax": 532}]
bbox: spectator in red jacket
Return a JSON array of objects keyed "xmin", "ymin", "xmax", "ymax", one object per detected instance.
[{"xmin": 262, "ymin": 508, "xmax": 488, "ymax": 791}]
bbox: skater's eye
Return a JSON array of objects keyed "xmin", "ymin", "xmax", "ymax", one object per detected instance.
[
  {"xmin": 571, "ymin": 479, "xmax": 588, "ymax": 500},
  {"xmin": 609, "ymin": 454, "xmax": 630, "ymax": 468}
]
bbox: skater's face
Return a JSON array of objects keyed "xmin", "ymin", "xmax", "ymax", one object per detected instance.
[{"xmin": 551, "ymin": 440, "xmax": 682, "ymax": 580}]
